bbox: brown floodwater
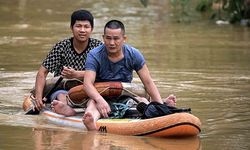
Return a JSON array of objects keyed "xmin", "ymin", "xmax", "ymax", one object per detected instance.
[{"xmin": 0, "ymin": 0, "xmax": 250, "ymax": 150}]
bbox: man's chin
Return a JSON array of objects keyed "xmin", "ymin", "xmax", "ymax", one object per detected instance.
[
  {"xmin": 77, "ymin": 37, "xmax": 88, "ymax": 42},
  {"xmin": 107, "ymin": 50, "xmax": 118, "ymax": 54}
]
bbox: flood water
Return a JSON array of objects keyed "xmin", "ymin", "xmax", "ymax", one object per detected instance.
[{"xmin": 0, "ymin": 0, "xmax": 250, "ymax": 150}]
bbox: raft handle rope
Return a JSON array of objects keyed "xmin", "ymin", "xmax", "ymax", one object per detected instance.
[
  {"xmin": 66, "ymin": 86, "xmax": 110, "ymax": 107},
  {"xmin": 66, "ymin": 86, "xmax": 142, "ymax": 107},
  {"xmin": 66, "ymin": 95, "xmax": 86, "ymax": 107}
]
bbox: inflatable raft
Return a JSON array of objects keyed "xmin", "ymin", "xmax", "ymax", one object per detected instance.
[
  {"xmin": 23, "ymin": 81, "xmax": 201, "ymax": 138},
  {"xmin": 23, "ymin": 95, "xmax": 201, "ymax": 137},
  {"xmin": 42, "ymin": 109, "xmax": 201, "ymax": 137}
]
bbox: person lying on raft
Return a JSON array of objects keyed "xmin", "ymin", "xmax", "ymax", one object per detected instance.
[{"xmin": 82, "ymin": 19, "xmax": 175, "ymax": 130}]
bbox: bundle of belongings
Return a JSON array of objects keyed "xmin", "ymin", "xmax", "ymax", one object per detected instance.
[{"xmin": 109, "ymin": 96, "xmax": 191, "ymax": 119}]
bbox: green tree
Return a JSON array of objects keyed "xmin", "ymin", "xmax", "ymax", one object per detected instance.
[{"xmin": 139, "ymin": 0, "xmax": 250, "ymax": 25}]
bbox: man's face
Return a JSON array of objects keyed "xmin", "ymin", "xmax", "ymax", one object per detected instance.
[
  {"xmin": 103, "ymin": 28, "xmax": 126, "ymax": 54},
  {"xmin": 71, "ymin": 20, "xmax": 93, "ymax": 42}
]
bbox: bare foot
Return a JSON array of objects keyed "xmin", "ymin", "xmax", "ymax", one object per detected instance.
[
  {"xmin": 51, "ymin": 100, "xmax": 76, "ymax": 116},
  {"xmin": 82, "ymin": 112, "xmax": 97, "ymax": 131},
  {"xmin": 163, "ymin": 94, "xmax": 177, "ymax": 107}
]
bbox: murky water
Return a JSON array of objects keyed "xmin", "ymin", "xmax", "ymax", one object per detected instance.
[{"xmin": 0, "ymin": 0, "xmax": 250, "ymax": 150}]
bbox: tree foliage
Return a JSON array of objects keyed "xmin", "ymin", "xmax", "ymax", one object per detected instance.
[
  {"xmin": 139, "ymin": 0, "xmax": 250, "ymax": 25},
  {"xmin": 196, "ymin": 0, "xmax": 250, "ymax": 24}
]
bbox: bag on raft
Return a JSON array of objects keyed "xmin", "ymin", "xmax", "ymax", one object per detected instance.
[
  {"xmin": 108, "ymin": 96, "xmax": 138, "ymax": 119},
  {"xmin": 136, "ymin": 102, "xmax": 191, "ymax": 119}
]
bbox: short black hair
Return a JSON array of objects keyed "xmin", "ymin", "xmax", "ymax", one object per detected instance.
[
  {"xmin": 70, "ymin": 9, "xmax": 94, "ymax": 28},
  {"xmin": 104, "ymin": 20, "xmax": 125, "ymax": 35}
]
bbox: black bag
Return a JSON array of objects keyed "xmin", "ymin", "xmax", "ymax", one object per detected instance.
[{"xmin": 137, "ymin": 102, "xmax": 191, "ymax": 119}]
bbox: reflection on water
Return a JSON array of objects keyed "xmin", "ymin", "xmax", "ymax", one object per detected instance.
[
  {"xmin": 0, "ymin": 0, "xmax": 250, "ymax": 150},
  {"xmin": 0, "ymin": 124, "xmax": 201, "ymax": 150}
]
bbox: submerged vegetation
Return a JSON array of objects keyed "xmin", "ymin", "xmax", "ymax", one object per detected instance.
[{"xmin": 140, "ymin": 0, "xmax": 250, "ymax": 26}]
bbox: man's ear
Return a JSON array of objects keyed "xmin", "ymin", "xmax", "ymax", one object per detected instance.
[{"xmin": 123, "ymin": 35, "xmax": 127, "ymax": 42}]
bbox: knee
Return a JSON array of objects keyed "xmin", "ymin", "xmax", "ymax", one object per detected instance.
[
  {"xmin": 57, "ymin": 93, "xmax": 67, "ymax": 99},
  {"xmin": 50, "ymin": 90, "xmax": 68, "ymax": 101}
]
